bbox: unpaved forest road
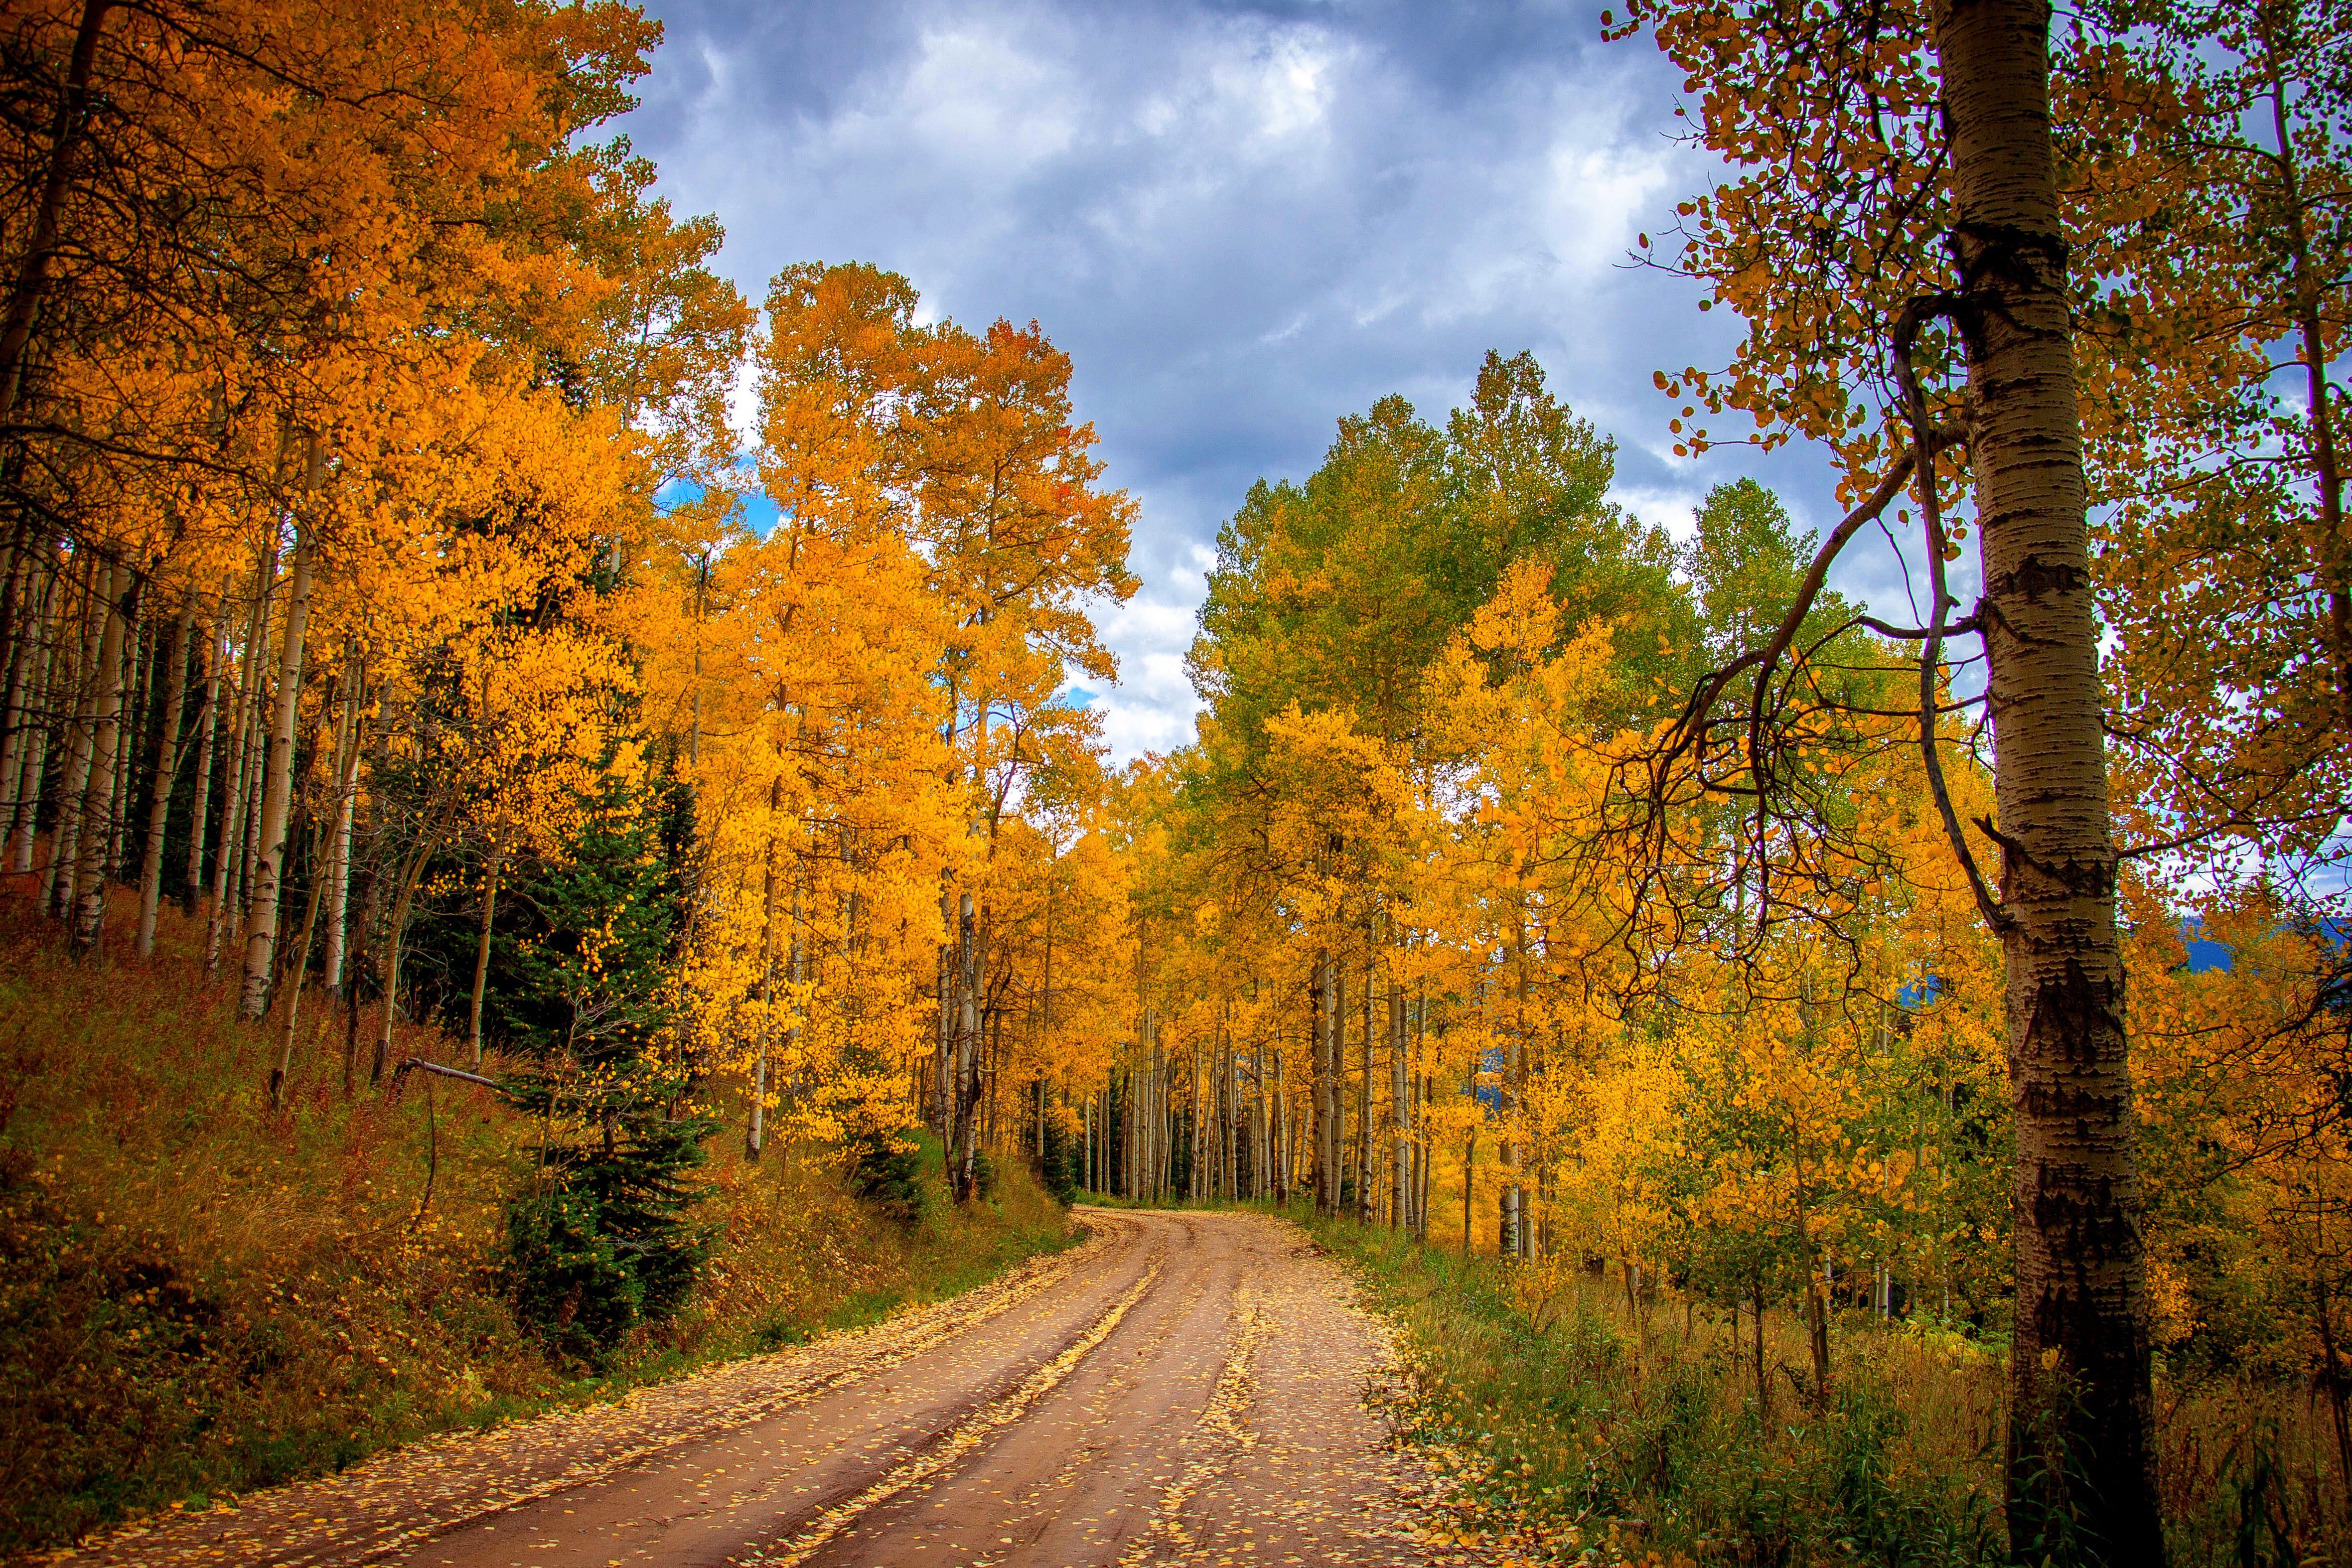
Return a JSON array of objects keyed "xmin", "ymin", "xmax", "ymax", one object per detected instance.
[{"xmin": 60, "ymin": 1210, "xmax": 1487, "ymax": 1568}]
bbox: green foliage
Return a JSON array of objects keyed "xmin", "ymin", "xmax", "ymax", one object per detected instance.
[
  {"xmin": 494, "ymin": 767, "xmax": 715, "ymax": 1363},
  {"xmin": 1320, "ymin": 1217, "xmax": 2006, "ymax": 1567},
  {"xmin": 845, "ymin": 1126, "xmax": 930, "ymax": 1221},
  {"xmin": 1039, "ymin": 1110, "xmax": 1080, "ymax": 1206}
]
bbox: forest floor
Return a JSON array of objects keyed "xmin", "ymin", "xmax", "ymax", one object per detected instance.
[
  {"xmin": 0, "ymin": 895, "xmax": 1077, "ymax": 1557},
  {"xmin": 46, "ymin": 1209, "xmax": 1496, "ymax": 1568}
]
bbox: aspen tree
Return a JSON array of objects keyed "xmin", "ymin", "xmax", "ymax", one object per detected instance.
[
  {"xmin": 240, "ymin": 528, "xmax": 314, "ymax": 1019},
  {"xmin": 69, "ymin": 563, "xmax": 128, "ymax": 949},
  {"xmin": 42, "ymin": 562, "xmax": 98, "ymax": 916},
  {"xmin": 132, "ymin": 595, "xmax": 193, "ymax": 956},
  {"xmin": 180, "ymin": 599, "xmax": 223, "ymax": 911},
  {"xmin": 206, "ymin": 571, "xmax": 268, "ymax": 971},
  {"xmin": 319, "ymin": 668, "xmax": 358, "ymax": 991}
]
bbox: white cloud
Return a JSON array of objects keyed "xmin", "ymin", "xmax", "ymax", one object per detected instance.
[{"xmin": 622, "ymin": 0, "xmax": 1853, "ymax": 764}]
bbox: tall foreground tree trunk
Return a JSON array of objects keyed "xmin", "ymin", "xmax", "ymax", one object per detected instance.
[
  {"xmin": 240, "ymin": 536, "xmax": 314, "ymax": 1018},
  {"xmin": 1932, "ymin": 0, "xmax": 2160, "ymax": 1556}
]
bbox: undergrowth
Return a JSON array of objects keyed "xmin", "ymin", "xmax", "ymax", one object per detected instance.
[
  {"xmin": 1306, "ymin": 1215, "xmax": 2348, "ymax": 1567},
  {"xmin": 0, "ymin": 897, "xmax": 1074, "ymax": 1555}
]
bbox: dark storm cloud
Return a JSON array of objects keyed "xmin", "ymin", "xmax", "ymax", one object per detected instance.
[{"xmin": 618, "ymin": 0, "xmax": 1947, "ymax": 756}]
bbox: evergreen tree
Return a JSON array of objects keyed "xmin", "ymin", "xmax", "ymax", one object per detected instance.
[{"xmin": 495, "ymin": 766, "xmax": 715, "ymax": 1363}]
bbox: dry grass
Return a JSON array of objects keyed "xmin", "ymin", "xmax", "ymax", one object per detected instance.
[
  {"xmin": 0, "ymin": 890, "xmax": 1074, "ymax": 1555},
  {"xmin": 1315, "ymin": 1217, "xmax": 2351, "ymax": 1567}
]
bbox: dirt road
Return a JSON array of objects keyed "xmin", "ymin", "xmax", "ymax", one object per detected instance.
[{"xmin": 62, "ymin": 1209, "xmax": 1480, "ymax": 1567}]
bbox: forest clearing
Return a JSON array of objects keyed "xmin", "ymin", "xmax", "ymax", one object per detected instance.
[{"xmin": 2, "ymin": 0, "xmax": 2348, "ymax": 1564}]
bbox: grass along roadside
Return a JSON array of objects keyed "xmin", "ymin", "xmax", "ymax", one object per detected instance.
[
  {"xmin": 0, "ymin": 898, "xmax": 1077, "ymax": 1556},
  {"xmin": 1302, "ymin": 1214, "xmax": 2343, "ymax": 1567}
]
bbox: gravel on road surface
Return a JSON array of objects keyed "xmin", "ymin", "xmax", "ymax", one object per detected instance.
[{"xmin": 54, "ymin": 1209, "xmax": 1487, "ymax": 1568}]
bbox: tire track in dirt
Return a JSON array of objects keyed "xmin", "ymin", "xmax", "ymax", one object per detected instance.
[{"xmin": 54, "ymin": 1211, "xmax": 1487, "ymax": 1568}]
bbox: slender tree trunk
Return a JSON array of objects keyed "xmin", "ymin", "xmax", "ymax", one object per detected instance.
[
  {"xmin": 4, "ymin": 553, "xmax": 58, "ymax": 875},
  {"xmin": 0, "ymin": 546, "xmax": 46, "ymax": 866},
  {"xmin": 1356, "ymin": 956, "xmax": 1373, "ymax": 1224},
  {"xmin": 468, "ymin": 847, "xmax": 502, "ymax": 1072},
  {"xmin": 269, "ymin": 809, "xmax": 329, "ymax": 1108},
  {"xmin": 107, "ymin": 617, "xmax": 144, "ymax": 883},
  {"xmin": 69, "ymin": 564, "xmax": 128, "ymax": 950},
  {"xmin": 374, "ymin": 825, "xmax": 441, "ymax": 1085},
  {"xmin": 749, "ymin": 778, "xmax": 781, "ymax": 1160},
  {"xmin": 954, "ymin": 891, "xmax": 979, "ymax": 1200},
  {"xmin": 0, "ymin": 0, "xmax": 111, "ymax": 419},
  {"xmin": 1930, "ymin": 1, "xmax": 2159, "ymax": 1553},
  {"xmin": 240, "ymin": 536, "xmax": 314, "ymax": 1018},
  {"xmin": 2316, "ymin": 1267, "xmax": 2352, "ymax": 1515},
  {"xmin": 343, "ymin": 852, "xmax": 380, "ymax": 1098},
  {"xmin": 207, "ymin": 572, "xmax": 269, "ymax": 971},
  {"xmin": 180, "ymin": 598, "xmax": 222, "ymax": 912},
  {"xmin": 1312, "ymin": 954, "xmax": 1332, "ymax": 1217},
  {"xmin": 1752, "ymin": 1273, "xmax": 1770, "ymax": 1418},
  {"xmin": 319, "ymin": 670, "xmax": 357, "ymax": 989},
  {"xmin": 133, "ymin": 597, "xmax": 192, "ymax": 956},
  {"xmin": 1389, "ymin": 978, "xmax": 1407, "ymax": 1230},
  {"xmin": 42, "ymin": 562, "xmax": 99, "ymax": 916},
  {"xmin": 1462, "ymin": 1128, "xmax": 1476, "ymax": 1259}
]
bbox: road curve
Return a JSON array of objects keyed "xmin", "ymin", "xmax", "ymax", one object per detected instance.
[{"xmin": 58, "ymin": 1210, "xmax": 1481, "ymax": 1567}]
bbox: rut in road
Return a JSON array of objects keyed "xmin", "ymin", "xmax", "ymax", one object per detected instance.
[{"xmin": 55, "ymin": 1210, "xmax": 1490, "ymax": 1568}]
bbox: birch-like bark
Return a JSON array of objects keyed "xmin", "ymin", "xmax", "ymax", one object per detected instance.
[
  {"xmin": 1357, "ymin": 956, "xmax": 1374, "ymax": 1224},
  {"xmin": 748, "ymin": 776, "xmax": 781, "ymax": 1160},
  {"xmin": 467, "ymin": 847, "xmax": 502, "ymax": 1072},
  {"xmin": 0, "ymin": 546, "xmax": 40, "ymax": 856},
  {"xmin": 319, "ymin": 669, "xmax": 358, "ymax": 990},
  {"xmin": 269, "ymin": 809, "xmax": 330, "ymax": 1108},
  {"xmin": 239, "ymin": 536, "xmax": 312, "ymax": 1017},
  {"xmin": 374, "ymin": 824, "xmax": 442, "ymax": 1085},
  {"xmin": 107, "ymin": 618, "xmax": 146, "ymax": 882},
  {"xmin": 1928, "ymin": 0, "xmax": 2158, "ymax": 1552},
  {"xmin": 1389, "ymin": 978, "xmax": 1408, "ymax": 1231},
  {"xmin": 134, "ymin": 597, "xmax": 193, "ymax": 956},
  {"xmin": 42, "ymin": 562, "xmax": 100, "ymax": 915},
  {"xmin": 4, "ymin": 555, "xmax": 56, "ymax": 872},
  {"xmin": 180, "ymin": 598, "xmax": 223, "ymax": 911},
  {"xmin": 206, "ymin": 570, "xmax": 269, "ymax": 969},
  {"xmin": 69, "ymin": 565, "xmax": 128, "ymax": 948}
]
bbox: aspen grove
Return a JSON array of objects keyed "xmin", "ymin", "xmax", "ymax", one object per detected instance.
[{"xmin": 4, "ymin": 0, "xmax": 2351, "ymax": 1562}]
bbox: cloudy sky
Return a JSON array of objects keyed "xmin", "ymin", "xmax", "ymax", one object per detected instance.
[{"xmin": 617, "ymin": 0, "xmax": 1924, "ymax": 760}]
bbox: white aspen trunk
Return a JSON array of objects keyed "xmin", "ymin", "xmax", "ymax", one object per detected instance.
[
  {"xmin": 107, "ymin": 619, "xmax": 146, "ymax": 883},
  {"xmin": 1389, "ymin": 979, "xmax": 1408, "ymax": 1231},
  {"xmin": 748, "ymin": 778, "xmax": 781, "ymax": 1159},
  {"xmin": 42, "ymin": 563, "xmax": 100, "ymax": 915},
  {"xmin": 319, "ymin": 670, "xmax": 357, "ymax": 990},
  {"xmin": 180, "ymin": 598, "xmax": 224, "ymax": 911},
  {"xmin": 207, "ymin": 574, "xmax": 269, "ymax": 971},
  {"xmin": 375, "ymin": 827, "xmax": 441, "ymax": 1083},
  {"xmin": 69, "ymin": 566, "xmax": 128, "ymax": 949},
  {"xmin": 5, "ymin": 559, "xmax": 57, "ymax": 873},
  {"xmin": 1357, "ymin": 958, "xmax": 1374, "ymax": 1225},
  {"xmin": 0, "ymin": 548, "xmax": 46, "ymax": 861},
  {"xmin": 1922, "ymin": 0, "xmax": 2159, "ymax": 1549},
  {"xmin": 467, "ymin": 848, "xmax": 502, "ymax": 1072},
  {"xmin": 270, "ymin": 812, "xmax": 332, "ymax": 1108},
  {"xmin": 240, "ymin": 537, "xmax": 314, "ymax": 1019},
  {"xmin": 134, "ymin": 598, "xmax": 194, "ymax": 957}
]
